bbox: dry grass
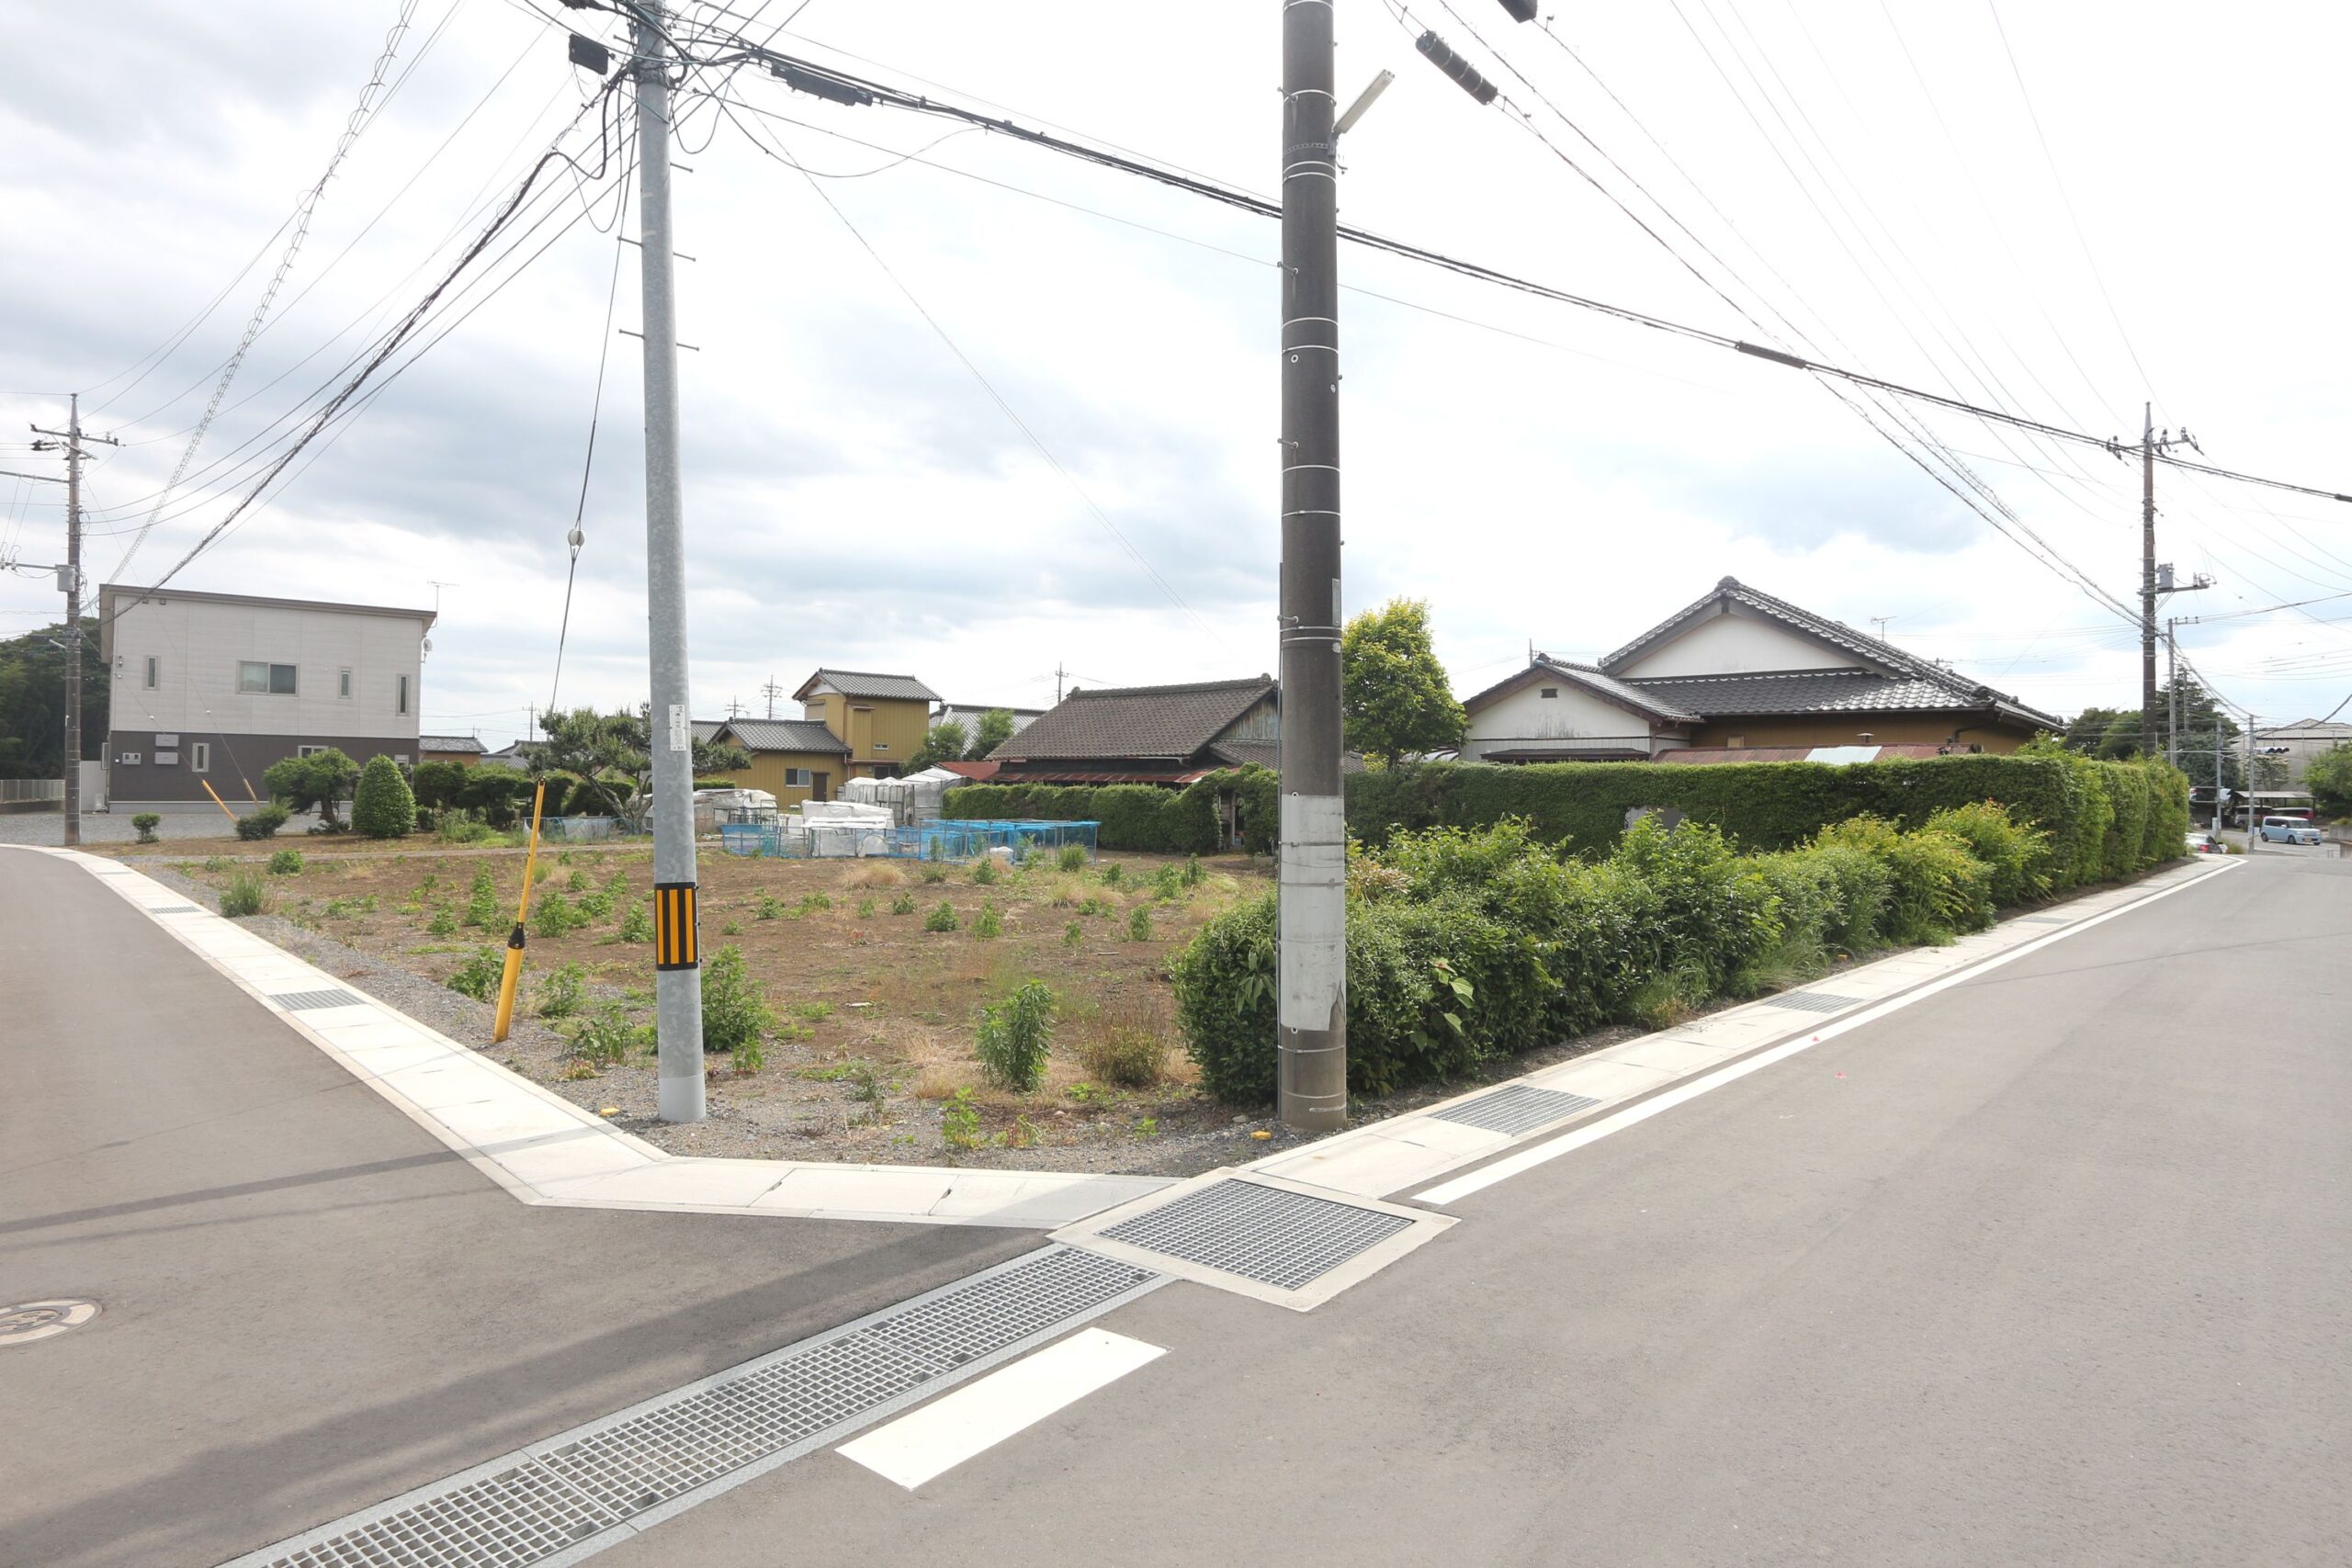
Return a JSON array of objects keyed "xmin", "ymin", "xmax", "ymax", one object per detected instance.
[{"xmin": 843, "ymin": 862, "xmax": 908, "ymax": 888}]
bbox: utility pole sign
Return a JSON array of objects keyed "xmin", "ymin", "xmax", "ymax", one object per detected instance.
[{"xmin": 30, "ymin": 394, "xmax": 121, "ymax": 849}]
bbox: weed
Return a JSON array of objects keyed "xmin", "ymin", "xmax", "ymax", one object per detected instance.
[
  {"xmin": 464, "ymin": 867, "xmax": 500, "ymax": 928},
  {"xmin": 856, "ymin": 897, "xmax": 876, "ymax": 918},
  {"xmin": 797, "ymin": 892, "xmax": 832, "ymax": 916},
  {"xmin": 1130, "ymin": 1116, "xmax": 1161, "ymax": 1140},
  {"xmin": 790, "ymin": 1000, "xmax": 834, "ymax": 1021},
  {"xmin": 756, "ymin": 893, "xmax": 786, "ymax": 920},
  {"xmin": 567, "ymin": 1002, "xmax": 646, "ymax": 1066},
  {"xmin": 557, "ymin": 849, "xmax": 577, "ymax": 866},
  {"xmin": 924, "ymin": 900, "xmax": 960, "ymax": 933},
  {"xmin": 417, "ymin": 873, "xmax": 441, "ymax": 899},
  {"xmin": 617, "ymin": 901, "xmax": 654, "ymax": 942},
  {"xmin": 1182, "ymin": 853, "xmax": 1205, "ymax": 887},
  {"xmin": 1125, "ymin": 905, "xmax": 1153, "ymax": 942},
  {"xmin": 889, "ymin": 891, "xmax": 918, "ymax": 916},
  {"xmin": 219, "ymin": 872, "xmax": 270, "ymax": 919},
  {"xmin": 1078, "ymin": 896, "xmax": 1111, "ymax": 918},
  {"xmin": 565, "ymin": 868, "xmax": 592, "ymax": 892},
  {"xmin": 266, "ymin": 849, "xmax": 304, "ymax": 875},
  {"xmin": 972, "ymin": 857, "xmax": 999, "ymax": 886},
  {"xmin": 1057, "ymin": 842, "xmax": 1087, "ymax": 873},
  {"xmin": 844, "ymin": 863, "xmax": 906, "ymax": 888},
  {"xmin": 1099, "ymin": 863, "xmax": 1125, "ymax": 886},
  {"xmin": 575, "ymin": 885, "xmax": 615, "ymax": 919},
  {"xmin": 1063, "ymin": 919, "xmax": 1084, "ymax": 949},
  {"xmin": 699, "ymin": 945, "xmax": 774, "ymax": 1056},
  {"xmin": 973, "ymin": 902, "xmax": 1003, "ymax": 940},
  {"xmin": 426, "ymin": 904, "xmax": 458, "ymax": 936},
  {"xmin": 445, "ymin": 946, "xmax": 504, "ymax": 1001},
  {"xmin": 322, "ymin": 894, "xmax": 379, "ymax": 919},
  {"xmin": 733, "ymin": 1032, "xmax": 767, "ymax": 1073},
  {"xmin": 976, "ymin": 978, "xmax": 1057, "ymax": 1091},
  {"xmin": 942, "ymin": 1088, "xmax": 983, "ymax": 1150},
  {"xmin": 920, "ymin": 864, "xmax": 949, "ymax": 885},
  {"xmin": 536, "ymin": 962, "xmax": 588, "ymax": 1019},
  {"xmin": 720, "ymin": 919, "xmax": 743, "ymax": 936},
  {"xmin": 1067, "ymin": 1081, "xmax": 1100, "ymax": 1103},
  {"xmin": 531, "ymin": 890, "xmax": 582, "ymax": 938},
  {"xmin": 1150, "ymin": 865, "xmax": 1183, "ymax": 900},
  {"xmin": 201, "ymin": 855, "xmax": 232, "ymax": 874},
  {"xmin": 1007, "ymin": 1114, "xmax": 1039, "ymax": 1150},
  {"xmin": 1076, "ymin": 998, "xmax": 1170, "ymax": 1088}
]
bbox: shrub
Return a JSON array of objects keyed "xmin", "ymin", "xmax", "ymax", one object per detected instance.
[
  {"xmin": 1150, "ymin": 865, "xmax": 1183, "ymax": 900},
  {"xmin": 265, "ymin": 748, "xmax": 360, "ymax": 830},
  {"xmin": 131, "ymin": 812, "xmax": 160, "ymax": 843},
  {"xmin": 972, "ymin": 857, "xmax": 999, "ymax": 886},
  {"xmin": 234, "ymin": 804, "xmax": 292, "ymax": 840},
  {"xmin": 699, "ymin": 945, "xmax": 773, "ymax": 1055},
  {"xmin": 889, "ymin": 891, "xmax": 918, "ymax": 916},
  {"xmin": 942, "ymin": 1088, "xmax": 983, "ymax": 1150},
  {"xmin": 976, "ymin": 979, "xmax": 1057, "ymax": 1091},
  {"xmin": 617, "ymin": 901, "xmax": 654, "ymax": 942},
  {"xmin": 445, "ymin": 946, "xmax": 504, "ymax": 1000},
  {"xmin": 410, "ymin": 759, "xmax": 469, "ymax": 810},
  {"xmin": 973, "ymin": 902, "xmax": 1002, "ymax": 940},
  {"xmin": 1608, "ymin": 818, "xmax": 1783, "ymax": 994},
  {"xmin": 567, "ymin": 1002, "xmax": 646, "ymax": 1066},
  {"xmin": 464, "ymin": 867, "xmax": 501, "ymax": 928},
  {"xmin": 797, "ymin": 892, "xmax": 831, "ymax": 916},
  {"xmin": 1099, "ymin": 863, "xmax": 1124, "ymax": 886},
  {"xmin": 266, "ymin": 848, "xmax": 303, "ymax": 876},
  {"xmin": 1924, "ymin": 800, "xmax": 2047, "ymax": 906},
  {"xmin": 536, "ymin": 962, "xmax": 588, "ymax": 1018},
  {"xmin": 218, "ymin": 871, "xmax": 270, "ymax": 918},
  {"xmin": 531, "ymin": 890, "xmax": 583, "ymax": 938},
  {"xmin": 1057, "ymin": 843, "xmax": 1087, "ymax": 872},
  {"xmin": 456, "ymin": 768, "xmax": 537, "ymax": 829},
  {"xmin": 1063, "ymin": 919, "xmax": 1083, "ymax": 948},
  {"xmin": 351, "ymin": 754, "xmax": 416, "ymax": 839},
  {"xmin": 924, "ymin": 900, "xmax": 959, "ymax": 933},
  {"xmin": 1125, "ymin": 905, "xmax": 1153, "ymax": 942},
  {"xmin": 1076, "ymin": 1004, "xmax": 1169, "ymax": 1088},
  {"xmin": 756, "ymin": 893, "xmax": 786, "ymax": 920},
  {"xmin": 426, "ymin": 904, "xmax": 458, "ymax": 936},
  {"xmin": 1814, "ymin": 817, "xmax": 1993, "ymax": 943},
  {"xmin": 435, "ymin": 809, "xmax": 497, "ymax": 846}
]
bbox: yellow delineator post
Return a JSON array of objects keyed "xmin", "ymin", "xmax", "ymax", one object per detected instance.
[
  {"xmin": 491, "ymin": 782, "xmax": 548, "ymax": 1043},
  {"xmin": 198, "ymin": 779, "xmax": 241, "ymax": 829}
]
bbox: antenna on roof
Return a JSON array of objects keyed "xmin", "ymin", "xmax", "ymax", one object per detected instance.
[{"xmin": 1869, "ymin": 615, "xmax": 1895, "ymax": 641}]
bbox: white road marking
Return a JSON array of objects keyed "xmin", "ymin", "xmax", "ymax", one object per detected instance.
[
  {"xmin": 836, "ymin": 1328, "xmax": 1166, "ymax": 1490},
  {"xmin": 1417, "ymin": 862, "xmax": 2234, "ymax": 1206}
]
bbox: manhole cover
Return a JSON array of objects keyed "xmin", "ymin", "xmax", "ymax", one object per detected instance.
[{"xmin": 0, "ymin": 1299, "xmax": 99, "ymax": 1345}]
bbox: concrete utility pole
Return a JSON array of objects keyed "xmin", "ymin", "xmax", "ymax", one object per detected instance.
[
  {"xmin": 2131, "ymin": 406, "xmax": 2206, "ymax": 756},
  {"xmin": 634, "ymin": 2, "xmax": 706, "ymax": 1122},
  {"xmin": 31, "ymin": 395, "xmax": 121, "ymax": 848},
  {"xmin": 1276, "ymin": 0, "xmax": 1348, "ymax": 1133}
]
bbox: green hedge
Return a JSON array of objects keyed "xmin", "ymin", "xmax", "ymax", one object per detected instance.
[
  {"xmin": 1344, "ymin": 749, "xmax": 2186, "ymax": 893},
  {"xmin": 942, "ymin": 765, "xmax": 1275, "ymax": 854}
]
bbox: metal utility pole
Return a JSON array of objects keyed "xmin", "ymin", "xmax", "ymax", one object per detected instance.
[
  {"xmin": 1276, "ymin": 0, "xmax": 1347, "ymax": 1134},
  {"xmin": 633, "ymin": 3, "xmax": 706, "ymax": 1122},
  {"xmin": 31, "ymin": 395, "xmax": 120, "ymax": 849}
]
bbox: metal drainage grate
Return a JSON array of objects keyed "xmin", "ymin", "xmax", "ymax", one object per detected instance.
[
  {"xmin": 1761, "ymin": 990, "xmax": 1863, "ymax": 1013},
  {"xmin": 1097, "ymin": 1179, "xmax": 1415, "ymax": 1293},
  {"xmin": 231, "ymin": 1246, "xmax": 1159, "ymax": 1568},
  {"xmin": 1, "ymin": 1299, "xmax": 100, "ymax": 1346},
  {"xmin": 146, "ymin": 904, "xmax": 203, "ymax": 914},
  {"xmin": 1429, "ymin": 1084, "xmax": 1600, "ymax": 1137},
  {"xmin": 270, "ymin": 989, "xmax": 365, "ymax": 1011}
]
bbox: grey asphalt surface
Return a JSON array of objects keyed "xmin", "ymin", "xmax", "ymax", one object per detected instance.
[
  {"xmin": 0, "ymin": 849, "xmax": 1033, "ymax": 1568},
  {"xmin": 598, "ymin": 856, "xmax": 2350, "ymax": 1567}
]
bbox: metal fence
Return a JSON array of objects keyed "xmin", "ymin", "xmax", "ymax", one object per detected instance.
[
  {"xmin": 0, "ymin": 780, "xmax": 64, "ymax": 805},
  {"xmin": 718, "ymin": 818, "xmax": 1099, "ymax": 864}
]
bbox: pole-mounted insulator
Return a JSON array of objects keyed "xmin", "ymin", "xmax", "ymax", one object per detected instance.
[{"xmin": 1416, "ymin": 31, "xmax": 1499, "ymax": 106}]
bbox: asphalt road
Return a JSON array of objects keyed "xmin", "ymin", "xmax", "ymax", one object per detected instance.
[
  {"xmin": 603, "ymin": 855, "xmax": 2350, "ymax": 1567},
  {"xmin": 0, "ymin": 851, "xmax": 1033, "ymax": 1568}
]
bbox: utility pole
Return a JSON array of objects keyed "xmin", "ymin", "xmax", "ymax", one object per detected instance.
[
  {"xmin": 2127, "ymin": 405, "xmax": 2205, "ymax": 756},
  {"xmin": 1276, "ymin": 0, "xmax": 1347, "ymax": 1134},
  {"xmin": 1054, "ymin": 662, "xmax": 1067, "ymax": 705},
  {"xmin": 634, "ymin": 2, "xmax": 706, "ymax": 1122},
  {"xmin": 31, "ymin": 395, "xmax": 120, "ymax": 849},
  {"xmin": 761, "ymin": 673, "xmax": 783, "ymax": 719}
]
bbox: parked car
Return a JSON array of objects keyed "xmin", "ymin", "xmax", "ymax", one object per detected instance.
[
  {"xmin": 2185, "ymin": 830, "xmax": 2222, "ymax": 854},
  {"xmin": 2257, "ymin": 816, "xmax": 2323, "ymax": 846}
]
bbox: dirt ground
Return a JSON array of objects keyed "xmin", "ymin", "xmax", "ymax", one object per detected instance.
[{"xmin": 159, "ymin": 839, "xmax": 1306, "ymax": 1174}]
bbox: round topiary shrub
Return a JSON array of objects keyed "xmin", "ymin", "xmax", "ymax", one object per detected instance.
[{"xmin": 351, "ymin": 754, "xmax": 416, "ymax": 839}]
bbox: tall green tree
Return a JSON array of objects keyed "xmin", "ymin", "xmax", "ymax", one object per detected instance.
[
  {"xmin": 524, "ymin": 706, "xmax": 750, "ymax": 818},
  {"xmin": 264, "ymin": 748, "xmax": 361, "ymax": 829},
  {"xmin": 0, "ymin": 617, "xmax": 106, "ymax": 776},
  {"xmin": 967, "ymin": 708, "xmax": 1016, "ymax": 759},
  {"xmin": 2303, "ymin": 741, "xmax": 2352, "ymax": 818},
  {"xmin": 1340, "ymin": 598, "xmax": 1465, "ymax": 766},
  {"xmin": 351, "ymin": 754, "xmax": 416, "ymax": 838},
  {"xmin": 910, "ymin": 720, "xmax": 968, "ymax": 772}
]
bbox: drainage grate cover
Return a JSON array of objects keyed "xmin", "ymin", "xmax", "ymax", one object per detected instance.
[
  {"xmin": 270, "ymin": 989, "xmax": 365, "ymax": 1011},
  {"xmin": 0, "ymin": 1299, "xmax": 100, "ymax": 1346},
  {"xmin": 1762, "ymin": 990, "xmax": 1864, "ymax": 1013},
  {"xmin": 1096, "ymin": 1179, "xmax": 1416, "ymax": 1293},
  {"xmin": 1429, "ymin": 1084, "xmax": 1600, "ymax": 1137},
  {"xmin": 228, "ymin": 1247, "xmax": 1159, "ymax": 1568}
]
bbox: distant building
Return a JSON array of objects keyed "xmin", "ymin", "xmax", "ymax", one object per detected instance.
[
  {"xmin": 990, "ymin": 675, "xmax": 1363, "ymax": 784},
  {"xmin": 2254, "ymin": 717, "xmax": 2352, "ymax": 786},
  {"xmin": 419, "ymin": 735, "xmax": 487, "ymax": 767},
  {"xmin": 1461, "ymin": 578, "xmax": 2061, "ymax": 763},
  {"xmin": 932, "ymin": 703, "xmax": 1045, "ymax": 748},
  {"xmin": 98, "ymin": 583, "xmax": 434, "ymax": 808},
  {"xmin": 708, "ymin": 717, "xmax": 851, "ymax": 807},
  {"xmin": 793, "ymin": 669, "xmax": 940, "ymax": 780}
]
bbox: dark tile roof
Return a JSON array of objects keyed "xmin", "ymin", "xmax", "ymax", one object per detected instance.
[
  {"xmin": 417, "ymin": 735, "xmax": 485, "ymax": 753},
  {"xmin": 717, "ymin": 717, "xmax": 849, "ymax": 754},
  {"xmin": 794, "ymin": 668, "xmax": 941, "ymax": 703},
  {"xmin": 1657, "ymin": 742, "xmax": 1948, "ymax": 764},
  {"xmin": 1461, "ymin": 658, "xmax": 1702, "ymax": 725},
  {"xmin": 1603, "ymin": 577, "xmax": 2060, "ymax": 730},
  {"xmin": 1622, "ymin": 670, "xmax": 2034, "ymax": 720},
  {"xmin": 993, "ymin": 677, "xmax": 1276, "ymax": 762},
  {"xmin": 1209, "ymin": 739, "xmax": 1368, "ymax": 774},
  {"xmin": 691, "ymin": 719, "xmax": 726, "ymax": 744}
]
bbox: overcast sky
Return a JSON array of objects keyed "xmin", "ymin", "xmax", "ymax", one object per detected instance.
[{"xmin": 6, "ymin": 0, "xmax": 2350, "ymax": 748}]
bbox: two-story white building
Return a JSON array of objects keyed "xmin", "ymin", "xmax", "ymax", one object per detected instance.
[{"xmin": 98, "ymin": 584, "xmax": 435, "ymax": 809}]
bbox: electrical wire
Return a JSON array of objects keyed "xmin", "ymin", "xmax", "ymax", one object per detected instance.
[{"xmin": 549, "ymin": 158, "xmax": 635, "ymax": 716}]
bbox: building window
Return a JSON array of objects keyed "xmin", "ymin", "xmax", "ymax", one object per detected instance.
[
  {"xmin": 391, "ymin": 754, "xmax": 409, "ymax": 767},
  {"xmin": 871, "ymin": 740, "xmax": 888, "ymax": 752},
  {"xmin": 784, "ymin": 767, "xmax": 811, "ymax": 787},
  {"xmin": 397, "ymin": 673, "xmax": 410, "ymax": 716},
  {"xmin": 298, "ymin": 744, "xmax": 330, "ymax": 758},
  {"xmin": 239, "ymin": 660, "xmax": 298, "ymax": 694},
  {"xmin": 1540, "ymin": 687, "xmax": 1557, "ymax": 699},
  {"xmin": 191, "ymin": 742, "xmax": 210, "ymax": 774},
  {"xmin": 144, "ymin": 656, "xmax": 160, "ymax": 689},
  {"xmin": 339, "ymin": 669, "xmax": 352, "ymax": 699}
]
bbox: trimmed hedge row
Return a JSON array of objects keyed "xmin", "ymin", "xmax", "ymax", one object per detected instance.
[
  {"xmin": 943, "ymin": 766, "xmax": 1277, "ymax": 854},
  {"xmin": 1344, "ymin": 746, "xmax": 2186, "ymax": 894},
  {"xmin": 1176, "ymin": 805, "xmax": 2090, "ymax": 1105}
]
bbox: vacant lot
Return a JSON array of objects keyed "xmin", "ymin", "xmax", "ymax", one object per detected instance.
[{"xmin": 165, "ymin": 840, "xmax": 1276, "ymax": 1171}]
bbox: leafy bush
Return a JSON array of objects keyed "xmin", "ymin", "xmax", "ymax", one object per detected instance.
[
  {"xmin": 531, "ymin": 890, "xmax": 583, "ymax": 938},
  {"xmin": 1607, "ymin": 818, "xmax": 1782, "ymax": 994},
  {"xmin": 218, "ymin": 871, "xmax": 270, "ymax": 918},
  {"xmin": 456, "ymin": 768, "xmax": 538, "ymax": 828},
  {"xmin": 351, "ymin": 754, "xmax": 416, "ymax": 838},
  {"xmin": 1076, "ymin": 1011, "xmax": 1169, "ymax": 1089},
  {"xmin": 234, "ymin": 804, "xmax": 291, "ymax": 840},
  {"xmin": 756, "ymin": 892, "xmax": 786, "ymax": 920},
  {"xmin": 976, "ymin": 979, "xmax": 1057, "ymax": 1091},
  {"xmin": 435, "ymin": 809, "xmax": 497, "ymax": 846},
  {"xmin": 410, "ymin": 759, "xmax": 469, "ymax": 810},
  {"xmin": 131, "ymin": 812, "xmax": 160, "ymax": 843},
  {"xmin": 1815, "ymin": 817, "xmax": 1994, "ymax": 943},
  {"xmin": 972, "ymin": 857, "xmax": 999, "ymax": 886},
  {"xmin": 942, "ymin": 1088, "xmax": 983, "ymax": 1149},
  {"xmin": 446, "ymin": 946, "xmax": 504, "ymax": 1000},
  {"xmin": 536, "ymin": 962, "xmax": 588, "ymax": 1018},
  {"xmin": 1057, "ymin": 843, "xmax": 1088, "ymax": 872},
  {"xmin": 1125, "ymin": 905, "xmax": 1153, "ymax": 942},
  {"xmin": 1099, "ymin": 863, "xmax": 1124, "ymax": 886},
  {"xmin": 889, "ymin": 891, "xmax": 918, "ymax": 916},
  {"xmin": 699, "ymin": 945, "xmax": 773, "ymax": 1055},
  {"xmin": 426, "ymin": 904, "xmax": 458, "ymax": 936},
  {"xmin": 924, "ymin": 900, "xmax": 959, "ymax": 933},
  {"xmin": 265, "ymin": 749, "xmax": 360, "ymax": 829},
  {"xmin": 617, "ymin": 901, "xmax": 654, "ymax": 942},
  {"xmin": 566, "ymin": 1002, "xmax": 645, "ymax": 1066},
  {"xmin": 973, "ymin": 902, "xmax": 1002, "ymax": 940},
  {"xmin": 1063, "ymin": 919, "xmax": 1083, "ymax": 947},
  {"xmin": 266, "ymin": 848, "xmax": 303, "ymax": 875},
  {"xmin": 1923, "ymin": 800, "xmax": 2047, "ymax": 906},
  {"xmin": 464, "ymin": 867, "xmax": 501, "ymax": 929}
]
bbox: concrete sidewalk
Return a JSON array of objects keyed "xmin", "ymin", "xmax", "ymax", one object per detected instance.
[{"xmin": 0, "ymin": 849, "xmax": 1033, "ymax": 1568}]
